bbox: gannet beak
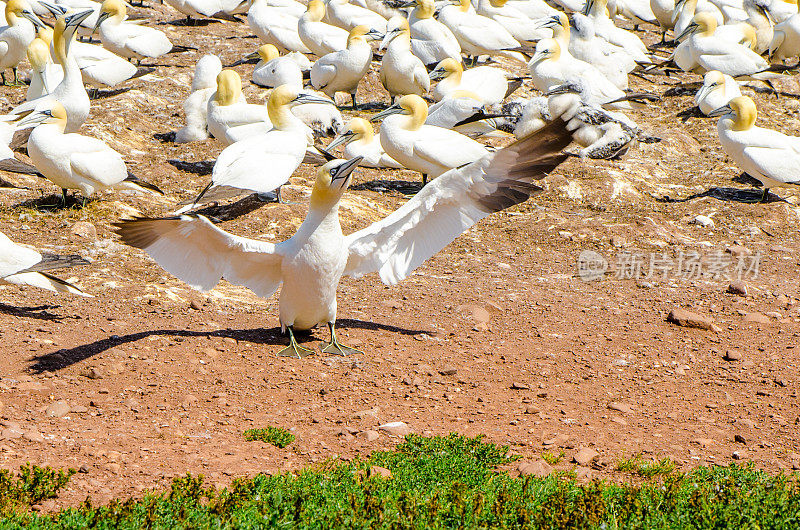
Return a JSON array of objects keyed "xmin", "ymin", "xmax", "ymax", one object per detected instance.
[
  {"xmin": 399, "ymin": 0, "xmax": 416, "ymax": 7},
  {"xmin": 695, "ymin": 84, "xmax": 710, "ymax": 102},
  {"xmin": 93, "ymin": 11, "xmax": 111, "ymax": 34},
  {"xmin": 38, "ymin": 0, "xmax": 66, "ymax": 16},
  {"xmin": 66, "ymin": 9, "xmax": 93, "ymax": 28},
  {"xmin": 675, "ymin": 22, "xmax": 698, "ymax": 41},
  {"xmin": 545, "ymin": 83, "xmax": 577, "ymax": 96},
  {"xmin": 22, "ymin": 9, "xmax": 47, "ymax": 29},
  {"xmin": 429, "ymin": 68, "xmax": 446, "ymax": 81},
  {"xmin": 371, "ymin": 102, "xmax": 404, "ymax": 122},
  {"xmin": 327, "ymin": 130, "xmax": 356, "ymax": 150},
  {"xmin": 379, "ymin": 29, "xmax": 398, "ymax": 51},
  {"xmin": 707, "ymin": 104, "xmax": 732, "ymax": 117},
  {"xmin": 16, "ymin": 109, "xmax": 51, "ymax": 129},
  {"xmin": 365, "ymin": 28, "xmax": 383, "ymax": 41},
  {"xmin": 228, "ymin": 50, "xmax": 261, "ymax": 66},
  {"xmin": 293, "ymin": 93, "xmax": 336, "ymax": 106},
  {"xmin": 329, "ymin": 156, "xmax": 363, "ymax": 186},
  {"xmin": 581, "ymin": 0, "xmax": 592, "ymax": 15}
]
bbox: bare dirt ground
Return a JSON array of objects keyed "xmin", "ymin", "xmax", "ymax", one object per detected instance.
[{"xmin": 0, "ymin": 2, "xmax": 798, "ymax": 511}]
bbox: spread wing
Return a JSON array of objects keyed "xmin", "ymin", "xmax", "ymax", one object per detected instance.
[
  {"xmin": 114, "ymin": 215, "xmax": 284, "ymax": 297},
  {"xmin": 343, "ymin": 119, "xmax": 572, "ymax": 285}
]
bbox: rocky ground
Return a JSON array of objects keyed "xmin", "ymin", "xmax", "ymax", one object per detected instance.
[{"xmin": 0, "ymin": 1, "xmax": 798, "ymax": 511}]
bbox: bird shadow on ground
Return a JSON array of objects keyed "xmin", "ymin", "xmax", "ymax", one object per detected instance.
[
  {"xmin": 28, "ymin": 320, "xmax": 430, "ymax": 372},
  {"xmin": 655, "ymin": 186, "xmax": 785, "ymax": 204},
  {"xmin": 89, "ymin": 87, "xmax": 134, "ymax": 100},
  {"xmin": 15, "ymin": 194, "xmax": 90, "ymax": 211},
  {"xmin": 162, "ymin": 18, "xmax": 221, "ymax": 27},
  {"xmin": 350, "ymin": 179, "xmax": 422, "ymax": 195},
  {"xmin": 0, "ymin": 303, "xmax": 66, "ymax": 322},
  {"xmin": 167, "ymin": 158, "xmax": 214, "ymax": 174}
]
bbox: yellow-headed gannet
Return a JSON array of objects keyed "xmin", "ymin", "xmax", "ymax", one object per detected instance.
[
  {"xmin": 247, "ymin": 0, "xmax": 311, "ymax": 54},
  {"xmin": 429, "ymin": 58, "xmax": 518, "ymax": 105},
  {"xmin": 0, "ymin": 0, "xmax": 45, "ymax": 85},
  {"xmin": 406, "ymin": 0, "xmax": 461, "ymax": 66},
  {"xmin": 0, "ymin": 231, "xmax": 89, "ymax": 296},
  {"xmin": 324, "ymin": 0, "xmax": 388, "ymax": 31},
  {"xmin": 379, "ymin": 16, "xmax": 430, "ymax": 102},
  {"xmin": 437, "ymin": 0, "xmax": 526, "ymax": 63},
  {"xmin": 206, "ymin": 69, "xmax": 271, "ymax": 145},
  {"xmin": 327, "ymin": 117, "xmax": 403, "ymax": 168},
  {"xmin": 241, "ymin": 44, "xmax": 303, "ymax": 88},
  {"xmin": 25, "ymin": 26, "xmax": 61, "ymax": 99},
  {"xmin": 695, "ymin": 69, "xmax": 741, "ymax": 115},
  {"xmin": 583, "ymin": 0, "xmax": 651, "ymax": 63},
  {"xmin": 476, "ymin": 0, "xmax": 553, "ymax": 42},
  {"xmin": 298, "ymin": 0, "xmax": 350, "ymax": 56}
]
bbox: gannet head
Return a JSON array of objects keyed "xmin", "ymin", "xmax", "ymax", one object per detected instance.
[
  {"xmin": 215, "ymin": 70, "xmax": 242, "ymax": 106},
  {"xmin": 530, "ymin": 38, "xmax": 561, "ymax": 66},
  {"xmin": 257, "ymin": 44, "xmax": 280, "ymax": 62},
  {"xmin": 708, "ymin": 95, "xmax": 757, "ymax": 131},
  {"xmin": 328, "ymin": 117, "xmax": 373, "ymax": 149},
  {"xmin": 26, "ymin": 36, "xmax": 50, "ymax": 73},
  {"xmin": 429, "ymin": 58, "xmax": 461, "ymax": 81},
  {"xmin": 450, "ymin": 0, "xmax": 471, "ymax": 12},
  {"xmin": 305, "ymin": 0, "xmax": 326, "ymax": 22},
  {"xmin": 53, "ymin": 9, "xmax": 92, "ymax": 62},
  {"xmin": 95, "ymin": 0, "xmax": 127, "ymax": 30},
  {"xmin": 380, "ymin": 16, "xmax": 409, "ymax": 50},
  {"xmin": 370, "ymin": 94, "xmax": 428, "ymax": 130},
  {"xmin": 696, "ymin": 70, "xmax": 726, "ymax": 103},
  {"xmin": 348, "ymin": 25, "xmax": 382, "ymax": 46},
  {"xmin": 5, "ymin": 0, "xmax": 45, "ymax": 28},
  {"xmin": 17, "ymin": 101, "xmax": 69, "ymax": 131},
  {"xmin": 310, "ymin": 157, "xmax": 364, "ymax": 207},
  {"xmin": 268, "ymin": 84, "xmax": 336, "ymax": 129},
  {"xmin": 411, "ymin": 0, "xmax": 435, "ymax": 19},
  {"xmin": 193, "ymin": 54, "xmax": 223, "ymax": 91},
  {"xmin": 677, "ymin": 12, "xmax": 716, "ymax": 40}
]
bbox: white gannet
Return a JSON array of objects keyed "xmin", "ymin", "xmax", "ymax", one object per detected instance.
[
  {"xmin": 0, "ymin": 118, "xmax": 39, "ymax": 175},
  {"xmin": 561, "ymin": 13, "xmax": 635, "ymax": 88},
  {"xmin": 673, "ymin": 0, "xmax": 724, "ymax": 37},
  {"xmin": 379, "ymin": 16, "xmax": 430, "ymax": 101},
  {"xmin": 244, "ymin": 44, "xmax": 303, "ymax": 88},
  {"xmin": 19, "ymin": 102, "xmax": 163, "ymax": 203},
  {"xmin": 709, "ymin": 95, "xmax": 800, "ymax": 201},
  {"xmin": 429, "ymin": 58, "xmax": 516, "ymax": 105},
  {"xmin": 324, "ymin": 0, "xmax": 387, "ymax": 31},
  {"xmin": 0, "ymin": 231, "xmax": 89, "ymax": 296},
  {"xmin": 25, "ymin": 26, "xmax": 62, "ymax": 99},
  {"xmin": 504, "ymin": 0, "xmax": 559, "ymax": 19},
  {"xmin": 94, "ymin": 0, "xmax": 187, "ymax": 63},
  {"xmin": 769, "ymin": 4, "xmax": 800, "ymax": 59},
  {"xmin": 437, "ymin": 0, "xmax": 526, "ymax": 63},
  {"xmin": 476, "ymin": 0, "xmax": 552, "ymax": 42},
  {"xmin": 651, "ymin": 0, "xmax": 676, "ymax": 41},
  {"xmin": 767, "ymin": 0, "xmax": 797, "ymax": 22},
  {"xmin": 298, "ymin": 0, "xmax": 350, "ymax": 56},
  {"xmin": 115, "ymin": 120, "xmax": 572, "ymax": 357},
  {"xmin": 176, "ymin": 54, "xmax": 222, "ymax": 143},
  {"xmin": 164, "ymin": 0, "xmax": 245, "ymax": 23},
  {"xmin": 247, "ymin": 0, "xmax": 311, "ymax": 54},
  {"xmin": 310, "ymin": 25, "xmax": 381, "ymax": 107},
  {"xmin": 583, "ymin": 0, "xmax": 651, "ymax": 63},
  {"xmin": 426, "ymin": 90, "xmax": 509, "ymax": 137},
  {"xmin": 614, "ymin": 0, "xmax": 659, "ymax": 25},
  {"xmin": 406, "ymin": 0, "xmax": 461, "ymax": 66},
  {"xmin": 206, "ymin": 69, "xmax": 271, "ymax": 145},
  {"xmin": 695, "ymin": 69, "xmax": 741, "ymax": 114},
  {"xmin": 184, "ymin": 85, "xmax": 337, "ymax": 209},
  {"xmin": 327, "ymin": 117, "xmax": 404, "ymax": 168},
  {"xmin": 0, "ymin": 0, "xmax": 45, "ymax": 85},
  {"xmin": 372, "ymin": 94, "xmax": 489, "ymax": 182}
]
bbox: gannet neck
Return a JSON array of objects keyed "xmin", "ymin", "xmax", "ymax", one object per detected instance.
[
  {"xmin": 730, "ymin": 96, "xmax": 756, "ymax": 131},
  {"xmin": 215, "ymin": 70, "xmax": 242, "ymax": 106},
  {"xmin": 399, "ymin": 94, "xmax": 427, "ymax": 130},
  {"xmin": 53, "ymin": 18, "xmax": 68, "ymax": 67},
  {"xmin": 38, "ymin": 26, "xmax": 54, "ymax": 45},
  {"xmin": 740, "ymin": 22, "xmax": 757, "ymax": 50},
  {"xmin": 415, "ymin": 0, "xmax": 435, "ymax": 19},
  {"xmin": 5, "ymin": 2, "xmax": 18, "ymax": 25},
  {"xmin": 309, "ymin": 175, "xmax": 346, "ymax": 213},
  {"xmin": 350, "ymin": 117, "xmax": 373, "ymax": 143},
  {"xmin": 552, "ymin": 18, "xmax": 570, "ymax": 48},
  {"xmin": 347, "ymin": 25, "xmax": 369, "ymax": 47},
  {"xmin": 306, "ymin": 0, "xmax": 325, "ymax": 22},
  {"xmin": 458, "ymin": 0, "xmax": 470, "ymax": 12},
  {"xmin": 267, "ymin": 85, "xmax": 304, "ymax": 131}
]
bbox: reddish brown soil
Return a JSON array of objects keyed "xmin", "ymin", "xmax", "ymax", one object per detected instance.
[{"xmin": 0, "ymin": 1, "xmax": 798, "ymax": 511}]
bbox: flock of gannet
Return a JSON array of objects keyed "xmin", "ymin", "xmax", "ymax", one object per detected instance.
[{"xmin": 0, "ymin": 0, "xmax": 798, "ymax": 357}]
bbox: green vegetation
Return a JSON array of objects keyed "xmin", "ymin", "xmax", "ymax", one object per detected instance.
[
  {"xmin": 243, "ymin": 426, "xmax": 296, "ymax": 448},
  {"xmin": 0, "ymin": 464, "xmax": 74, "ymax": 517},
  {"xmin": 616, "ymin": 455, "xmax": 677, "ymax": 477},
  {"xmin": 2, "ymin": 435, "xmax": 799, "ymax": 528},
  {"xmin": 542, "ymin": 450, "xmax": 565, "ymax": 465}
]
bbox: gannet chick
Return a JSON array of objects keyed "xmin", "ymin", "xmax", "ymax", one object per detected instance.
[
  {"xmin": 695, "ymin": 70, "xmax": 741, "ymax": 115},
  {"xmin": 94, "ymin": 0, "xmax": 188, "ymax": 63},
  {"xmin": 372, "ymin": 94, "xmax": 489, "ymax": 182},
  {"xmin": 325, "ymin": 0, "xmax": 388, "ymax": 31},
  {"xmin": 115, "ymin": 120, "xmax": 573, "ymax": 357},
  {"xmin": 247, "ymin": 44, "xmax": 303, "ymax": 88},
  {"xmin": 247, "ymin": 0, "xmax": 311, "ymax": 53},
  {"xmin": 19, "ymin": 102, "xmax": 163, "ymax": 204},
  {"xmin": 310, "ymin": 25, "xmax": 381, "ymax": 107},
  {"xmin": 183, "ymin": 85, "xmax": 336, "ymax": 210},
  {"xmin": 328, "ymin": 117, "xmax": 403, "ymax": 168},
  {"xmin": 429, "ymin": 58, "xmax": 516, "ymax": 105},
  {"xmin": 379, "ymin": 16, "xmax": 430, "ymax": 102},
  {"xmin": 547, "ymin": 81, "xmax": 660, "ymax": 159},
  {"xmin": 426, "ymin": 91, "xmax": 509, "ymax": 138},
  {"xmin": 437, "ymin": 0, "xmax": 525, "ymax": 63},
  {"xmin": 406, "ymin": 0, "xmax": 461, "ymax": 66},
  {"xmin": 206, "ymin": 69, "xmax": 271, "ymax": 146},
  {"xmin": 476, "ymin": 0, "xmax": 553, "ymax": 42},
  {"xmin": 25, "ymin": 27, "xmax": 62, "ymax": 99},
  {"xmin": 493, "ymin": 96, "xmax": 551, "ymax": 137},
  {"xmin": 709, "ymin": 95, "xmax": 800, "ymax": 202},
  {"xmin": 0, "ymin": 231, "xmax": 89, "ymax": 296},
  {"xmin": 298, "ymin": 0, "xmax": 349, "ymax": 56},
  {"xmin": 0, "ymin": 0, "xmax": 45, "ymax": 85},
  {"xmin": 176, "ymin": 54, "xmax": 223, "ymax": 143}
]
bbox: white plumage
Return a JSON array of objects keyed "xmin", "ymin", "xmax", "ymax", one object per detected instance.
[{"xmin": 0, "ymin": 231, "xmax": 89, "ymax": 296}]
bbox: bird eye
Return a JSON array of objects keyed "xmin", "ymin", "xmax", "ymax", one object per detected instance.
[{"xmin": 330, "ymin": 167, "xmax": 339, "ymax": 177}]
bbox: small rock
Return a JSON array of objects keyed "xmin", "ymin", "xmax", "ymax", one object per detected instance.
[
  {"xmin": 524, "ymin": 405, "xmax": 540, "ymax": 414},
  {"xmin": 518, "ymin": 460, "xmax": 552, "ymax": 477},
  {"xmin": 736, "ymin": 418, "xmax": 756, "ymax": 429},
  {"xmin": 691, "ymin": 215, "xmax": 714, "ymax": 228},
  {"xmin": 743, "ymin": 313, "xmax": 770, "ymax": 324},
  {"xmin": 728, "ymin": 280, "xmax": 748, "ymax": 296},
  {"xmin": 45, "ymin": 401, "xmax": 70, "ymax": 418},
  {"xmin": 439, "ymin": 365, "xmax": 457, "ymax": 376},
  {"xmin": 378, "ymin": 421, "xmax": 412, "ymax": 436},
  {"xmin": 1, "ymin": 427, "xmax": 23, "ymax": 440},
  {"xmin": 573, "ymin": 447, "xmax": 599, "ymax": 466},
  {"xmin": 511, "ymin": 381, "xmax": 530, "ymax": 390},
  {"xmin": 457, "ymin": 304, "xmax": 490, "ymax": 324},
  {"xmin": 732, "ymin": 451, "xmax": 746, "ymax": 460},
  {"xmin": 667, "ymin": 308, "xmax": 719, "ymax": 331},
  {"xmin": 543, "ymin": 433, "xmax": 570, "ymax": 447},
  {"xmin": 23, "ymin": 429, "xmax": 44, "ymax": 443},
  {"xmin": 361, "ymin": 430, "xmax": 379, "ymax": 442},
  {"xmin": 610, "ymin": 415, "xmax": 628, "ymax": 426},
  {"xmin": 724, "ymin": 350, "xmax": 742, "ymax": 362},
  {"xmin": 607, "ymin": 401, "xmax": 634, "ymax": 414},
  {"xmin": 726, "ymin": 245, "xmax": 751, "ymax": 258},
  {"xmin": 610, "ymin": 235, "xmax": 626, "ymax": 248},
  {"xmin": 70, "ymin": 221, "xmax": 96, "ymax": 239},
  {"xmin": 189, "ymin": 300, "xmax": 202, "ymax": 310},
  {"xmin": 574, "ymin": 466, "xmax": 594, "ymax": 482},
  {"xmin": 104, "ymin": 463, "xmax": 121, "ymax": 474},
  {"xmin": 734, "ymin": 434, "xmax": 746, "ymax": 444},
  {"xmin": 368, "ymin": 466, "xmax": 392, "ymax": 479},
  {"xmin": 81, "ymin": 367, "xmax": 103, "ymax": 380}
]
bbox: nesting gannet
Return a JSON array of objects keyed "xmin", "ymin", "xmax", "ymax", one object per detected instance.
[
  {"xmin": 406, "ymin": 0, "xmax": 461, "ymax": 66},
  {"xmin": 0, "ymin": 231, "xmax": 89, "ymax": 296},
  {"xmin": 426, "ymin": 91, "xmax": 508, "ymax": 138},
  {"xmin": 503, "ymin": 0, "xmax": 559, "ymax": 19},
  {"xmin": 695, "ymin": 69, "xmax": 741, "ymax": 115},
  {"xmin": 310, "ymin": 25, "xmax": 381, "ymax": 107},
  {"xmin": 709, "ymin": 96, "xmax": 800, "ymax": 201},
  {"xmin": 0, "ymin": 0, "xmax": 45, "ymax": 85},
  {"xmin": 325, "ymin": 0, "xmax": 388, "ymax": 31},
  {"xmin": 115, "ymin": 120, "xmax": 572, "ymax": 357},
  {"xmin": 429, "ymin": 58, "xmax": 516, "ymax": 105},
  {"xmin": 437, "ymin": 0, "xmax": 525, "ymax": 63},
  {"xmin": 184, "ymin": 85, "xmax": 336, "ymax": 210},
  {"xmin": 19, "ymin": 102, "xmax": 163, "ymax": 203},
  {"xmin": 560, "ymin": 13, "xmax": 635, "ymax": 88},
  {"xmin": 298, "ymin": 0, "xmax": 350, "ymax": 56},
  {"xmin": 248, "ymin": 0, "xmax": 311, "ymax": 53},
  {"xmin": 327, "ymin": 117, "xmax": 403, "ymax": 168},
  {"xmin": 372, "ymin": 94, "xmax": 489, "ymax": 182},
  {"xmin": 25, "ymin": 27, "xmax": 62, "ymax": 99},
  {"xmin": 769, "ymin": 5, "xmax": 800, "ymax": 59},
  {"xmin": 206, "ymin": 69, "xmax": 271, "ymax": 145},
  {"xmin": 94, "ymin": 0, "xmax": 188, "ymax": 63},
  {"xmin": 379, "ymin": 16, "xmax": 430, "ymax": 101},
  {"xmin": 476, "ymin": 0, "xmax": 552, "ymax": 42},
  {"xmin": 245, "ymin": 44, "xmax": 303, "ymax": 88},
  {"xmin": 176, "ymin": 54, "xmax": 222, "ymax": 143},
  {"xmin": 767, "ymin": 0, "xmax": 796, "ymax": 22},
  {"xmin": 547, "ymin": 81, "xmax": 660, "ymax": 159},
  {"xmin": 673, "ymin": 0, "xmax": 724, "ymax": 37},
  {"xmin": 164, "ymin": 0, "xmax": 245, "ymax": 23},
  {"xmin": 583, "ymin": 0, "xmax": 651, "ymax": 63}
]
